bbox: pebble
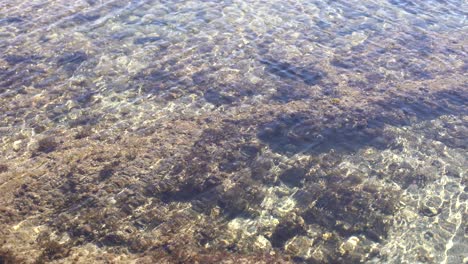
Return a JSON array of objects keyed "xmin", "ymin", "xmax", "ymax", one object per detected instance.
[
  {"xmin": 285, "ymin": 236, "xmax": 314, "ymax": 258},
  {"xmin": 254, "ymin": 235, "xmax": 271, "ymax": 249},
  {"xmin": 141, "ymin": 14, "xmax": 157, "ymax": 24},
  {"xmin": 12, "ymin": 140, "xmax": 22, "ymax": 151},
  {"xmin": 339, "ymin": 236, "xmax": 360, "ymax": 255},
  {"xmin": 420, "ymin": 205, "xmax": 440, "ymax": 217}
]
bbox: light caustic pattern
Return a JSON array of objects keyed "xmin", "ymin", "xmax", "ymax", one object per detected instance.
[{"xmin": 0, "ymin": 0, "xmax": 466, "ymax": 263}]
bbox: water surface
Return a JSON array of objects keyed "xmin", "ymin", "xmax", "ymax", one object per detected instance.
[{"xmin": 0, "ymin": 0, "xmax": 467, "ymax": 263}]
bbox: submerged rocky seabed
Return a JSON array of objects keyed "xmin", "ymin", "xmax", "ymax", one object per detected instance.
[{"xmin": 0, "ymin": 0, "xmax": 467, "ymax": 263}]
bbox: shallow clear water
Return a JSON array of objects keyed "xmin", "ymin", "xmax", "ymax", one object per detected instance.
[{"xmin": 0, "ymin": 0, "xmax": 466, "ymax": 263}]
